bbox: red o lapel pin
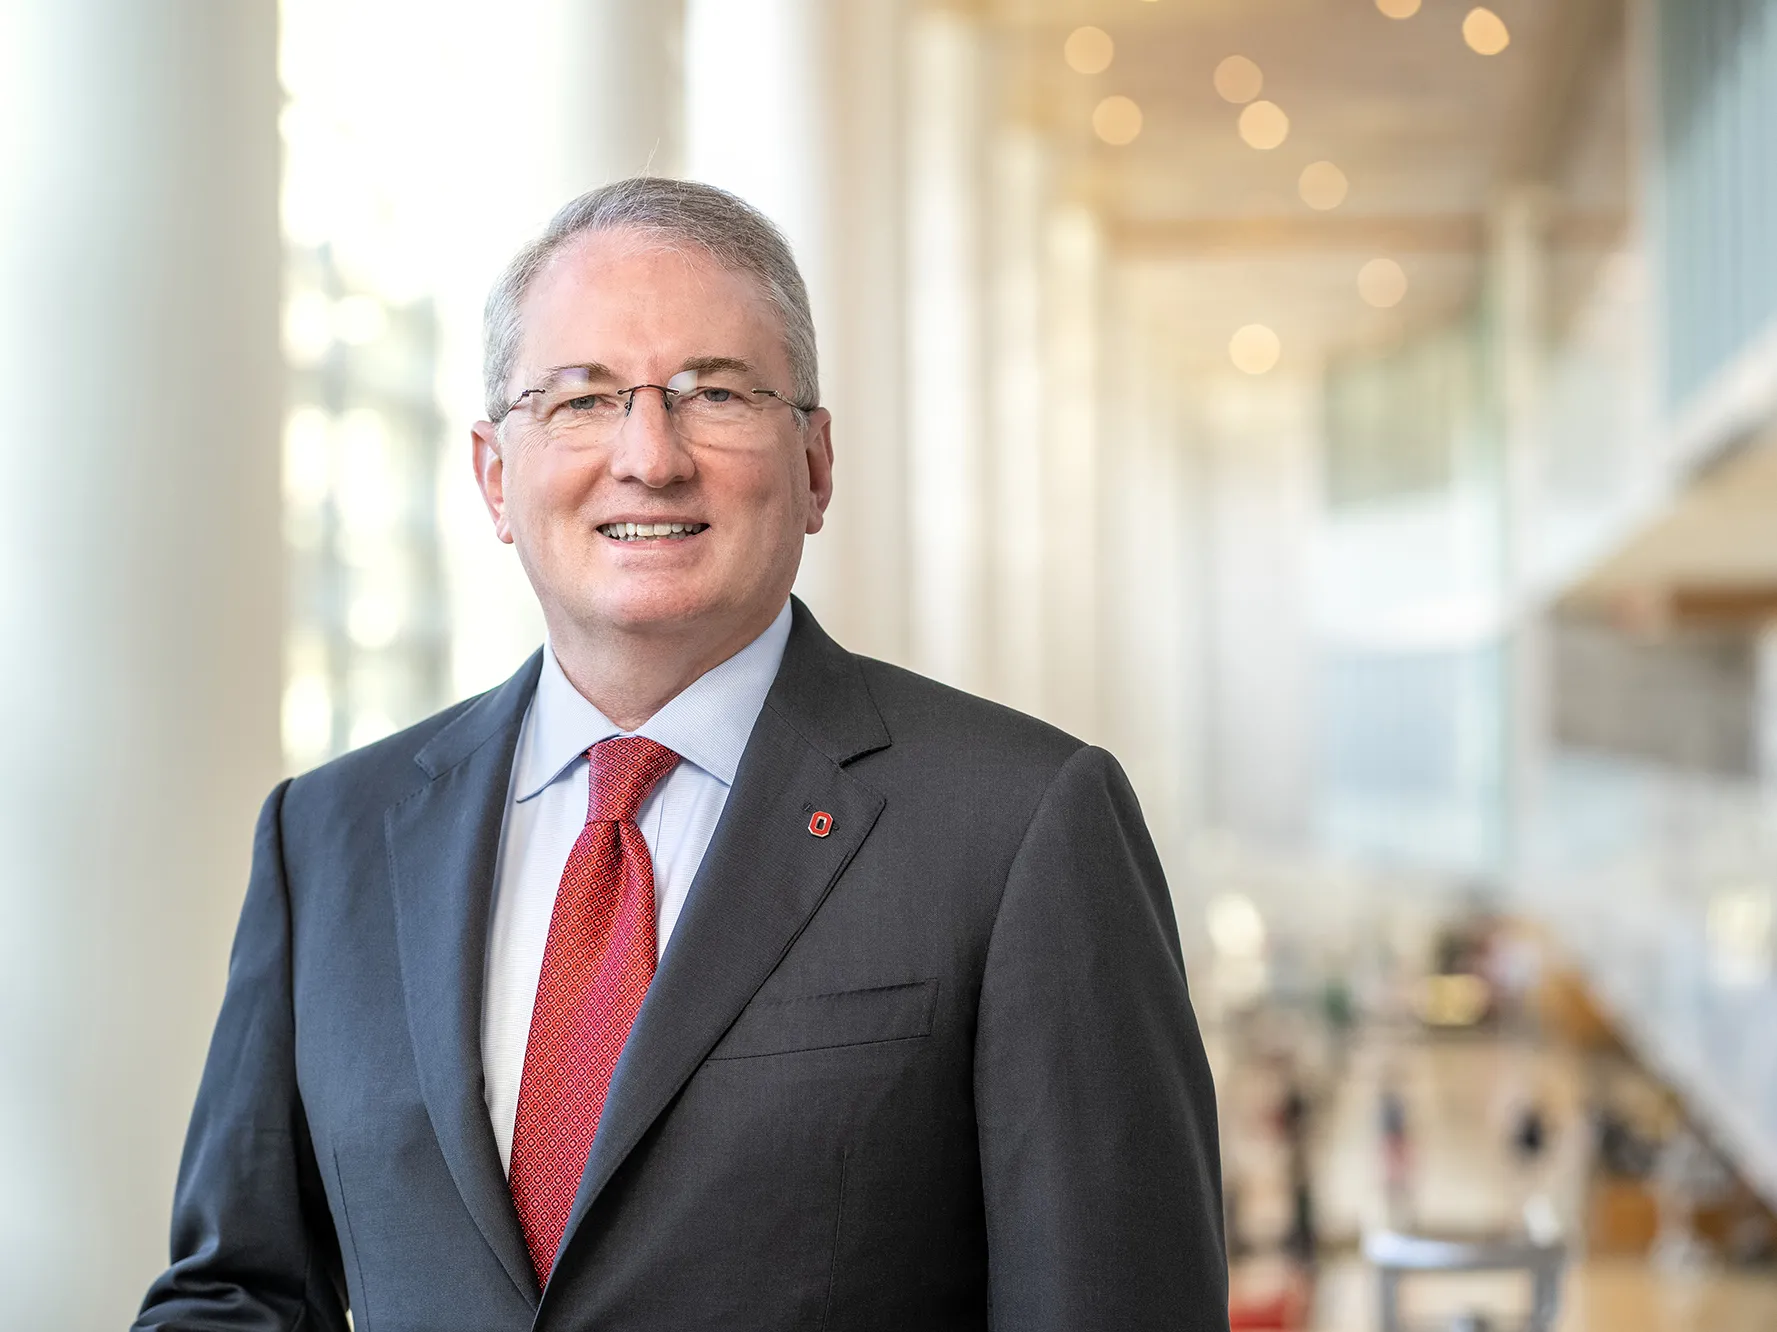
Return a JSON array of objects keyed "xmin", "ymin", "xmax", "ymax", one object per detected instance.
[{"xmin": 807, "ymin": 810, "xmax": 833, "ymax": 838}]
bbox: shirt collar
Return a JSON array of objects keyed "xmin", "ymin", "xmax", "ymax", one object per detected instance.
[{"xmin": 513, "ymin": 600, "xmax": 793, "ymax": 803}]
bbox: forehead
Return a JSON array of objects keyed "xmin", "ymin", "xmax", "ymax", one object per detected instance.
[{"xmin": 516, "ymin": 228, "xmax": 787, "ymax": 378}]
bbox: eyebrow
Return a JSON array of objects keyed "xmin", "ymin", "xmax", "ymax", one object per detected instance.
[
  {"xmin": 677, "ymin": 355, "xmax": 755, "ymax": 378},
  {"xmin": 533, "ymin": 356, "xmax": 757, "ymax": 385},
  {"xmin": 537, "ymin": 362, "xmax": 619, "ymax": 383}
]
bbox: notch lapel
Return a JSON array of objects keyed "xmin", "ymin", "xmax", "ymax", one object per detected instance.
[
  {"xmin": 547, "ymin": 603, "xmax": 891, "ymax": 1283},
  {"xmin": 385, "ymin": 652, "xmax": 543, "ymax": 1308}
]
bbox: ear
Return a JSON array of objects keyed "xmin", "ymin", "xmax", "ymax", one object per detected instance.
[
  {"xmin": 802, "ymin": 407, "xmax": 834, "ymax": 535},
  {"xmin": 471, "ymin": 420, "xmax": 515, "ymax": 544}
]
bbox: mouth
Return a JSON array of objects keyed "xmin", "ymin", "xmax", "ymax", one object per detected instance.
[{"xmin": 597, "ymin": 521, "xmax": 710, "ymax": 543}]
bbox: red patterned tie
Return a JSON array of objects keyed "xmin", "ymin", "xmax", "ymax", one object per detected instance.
[{"xmin": 508, "ymin": 735, "xmax": 680, "ymax": 1284}]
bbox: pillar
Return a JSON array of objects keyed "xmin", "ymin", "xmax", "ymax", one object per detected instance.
[
  {"xmin": 559, "ymin": 0, "xmax": 685, "ymax": 188},
  {"xmin": 0, "ymin": 1, "xmax": 283, "ymax": 1322},
  {"xmin": 1041, "ymin": 205, "xmax": 1106, "ymax": 737},
  {"xmin": 986, "ymin": 127, "xmax": 1052, "ymax": 715},
  {"xmin": 901, "ymin": 6, "xmax": 991, "ymax": 690},
  {"xmin": 684, "ymin": 0, "xmax": 912, "ymax": 664},
  {"xmin": 1491, "ymin": 187, "xmax": 1553, "ymax": 889}
]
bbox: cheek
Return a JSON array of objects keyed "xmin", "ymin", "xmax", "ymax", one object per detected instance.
[
  {"xmin": 513, "ymin": 450, "xmax": 600, "ymax": 523},
  {"xmin": 706, "ymin": 449, "xmax": 806, "ymax": 522}
]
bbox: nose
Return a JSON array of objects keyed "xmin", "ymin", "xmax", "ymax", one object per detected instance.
[{"xmin": 607, "ymin": 386, "xmax": 696, "ymax": 489}]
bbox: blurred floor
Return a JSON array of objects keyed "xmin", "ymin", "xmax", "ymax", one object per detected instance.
[
  {"xmin": 1223, "ymin": 1027, "xmax": 1777, "ymax": 1331},
  {"xmin": 1307, "ymin": 1253, "xmax": 1777, "ymax": 1332}
]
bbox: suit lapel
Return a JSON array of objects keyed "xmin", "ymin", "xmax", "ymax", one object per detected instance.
[
  {"xmin": 386, "ymin": 652, "xmax": 543, "ymax": 1308},
  {"xmin": 549, "ymin": 602, "xmax": 891, "ymax": 1281}
]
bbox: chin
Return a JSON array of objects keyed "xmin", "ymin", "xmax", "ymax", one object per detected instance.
[{"xmin": 584, "ymin": 583, "xmax": 729, "ymax": 636}]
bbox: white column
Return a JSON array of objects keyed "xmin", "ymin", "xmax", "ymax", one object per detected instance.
[
  {"xmin": 1097, "ymin": 269, "xmax": 1194, "ymax": 870},
  {"xmin": 1041, "ymin": 205, "xmax": 1106, "ymax": 737},
  {"xmin": 559, "ymin": 0, "xmax": 685, "ymax": 187},
  {"xmin": 685, "ymin": 0, "xmax": 910, "ymax": 661},
  {"xmin": 438, "ymin": 0, "xmax": 688, "ymax": 699},
  {"xmin": 1491, "ymin": 187, "xmax": 1552, "ymax": 888},
  {"xmin": 901, "ymin": 7, "xmax": 991, "ymax": 690},
  {"xmin": 0, "ymin": 2, "xmax": 283, "ymax": 1323},
  {"xmin": 1198, "ymin": 375, "xmax": 1318, "ymax": 848},
  {"xmin": 808, "ymin": 0, "xmax": 911, "ymax": 662},
  {"xmin": 986, "ymin": 128, "xmax": 1052, "ymax": 714}
]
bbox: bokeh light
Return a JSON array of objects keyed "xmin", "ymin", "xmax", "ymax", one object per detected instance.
[
  {"xmin": 1213, "ymin": 55, "xmax": 1264, "ymax": 105},
  {"xmin": 1358, "ymin": 257, "xmax": 1409, "ymax": 307},
  {"xmin": 1207, "ymin": 892, "xmax": 1267, "ymax": 958},
  {"xmin": 1463, "ymin": 7, "xmax": 1511, "ymax": 55},
  {"xmin": 1093, "ymin": 95, "xmax": 1144, "ymax": 145},
  {"xmin": 1298, "ymin": 161, "xmax": 1349, "ymax": 210},
  {"xmin": 1237, "ymin": 100, "xmax": 1290, "ymax": 151},
  {"xmin": 1064, "ymin": 26, "xmax": 1114, "ymax": 75},
  {"xmin": 1229, "ymin": 324, "xmax": 1282, "ymax": 374},
  {"xmin": 1377, "ymin": 0, "xmax": 1422, "ymax": 17}
]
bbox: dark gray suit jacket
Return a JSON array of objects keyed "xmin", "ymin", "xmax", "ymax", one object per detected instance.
[{"xmin": 136, "ymin": 601, "xmax": 1226, "ymax": 1331}]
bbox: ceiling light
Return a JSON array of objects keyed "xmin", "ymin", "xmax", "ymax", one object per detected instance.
[
  {"xmin": 1237, "ymin": 100, "xmax": 1289, "ymax": 150},
  {"xmin": 1358, "ymin": 257, "xmax": 1408, "ymax": 308},
  {"xmin": 1206, "ymin": 893, "xmax": 1267, "ymax": 958},
  {"xmin": 1064, "ymin": 25, "xmax": 1114, "ymax": 75},
  {"xmin": 1376, "ymin": 0, "xmax": 1421, "ymax": 17},
  {"xmin": 1092, "ymin": 95, "xmax": 1143, "ymax": 145},
  {"xmin": 1229, "ymin": 324, "xmax": 1281, "ymax": 375},
  {"xmin": 1213, "ymin": 55, "xmax": 1263, "ymax": 104},
  {"xmin": 1463, "ymin": 7, "xmax": 1510, "ymax": 55},
  {"xmin": 1298, "ymin": 161, "xmax": 1349, "ymax": 210}
]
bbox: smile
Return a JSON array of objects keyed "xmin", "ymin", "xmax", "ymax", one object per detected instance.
[{"xmin": 597, "ymin": 521, "xmax": 709, "ymax": 542}]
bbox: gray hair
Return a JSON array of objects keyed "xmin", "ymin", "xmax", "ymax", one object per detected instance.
[{"xmin": 482, "ymin": 177, "xmax": 820, "ymax": 421}]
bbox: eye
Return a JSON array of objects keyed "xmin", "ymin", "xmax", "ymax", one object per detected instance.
[
  {"xmin": 563, "ymin": 393, "xmax": 619, "ymax": 413},
  {"xmin": 696, "ymin": 387, "xmax": 737, "ymax": 404}
]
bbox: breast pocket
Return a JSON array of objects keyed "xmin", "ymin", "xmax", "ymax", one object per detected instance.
[{"xmin": 707, "ymin": 979, "xmax": 939, "ymax": 1061}]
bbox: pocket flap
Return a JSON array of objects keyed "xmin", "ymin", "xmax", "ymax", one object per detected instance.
[{"xmin": 707, "ymin": 979, "xmax": 939, "ymax": 1060}]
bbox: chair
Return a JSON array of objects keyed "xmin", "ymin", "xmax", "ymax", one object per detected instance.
[{"xmin": 1361, "ymin": 1227, "xmax": 1566, "ymax": 1332}]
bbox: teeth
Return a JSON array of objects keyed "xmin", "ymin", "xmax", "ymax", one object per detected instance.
[{"xmin": 600, "ymin": 522, "xmax": 706, "ymax": 540}]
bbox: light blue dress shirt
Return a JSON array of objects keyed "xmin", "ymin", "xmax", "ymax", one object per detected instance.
[{"xmin": 481, "ymin": 600, "xmax": 793, "ymax": 1173}]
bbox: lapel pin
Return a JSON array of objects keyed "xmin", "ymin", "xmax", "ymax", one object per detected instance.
[{"xmin": 807, "ymin": 810, "xmax": 833, "ymax": 838}]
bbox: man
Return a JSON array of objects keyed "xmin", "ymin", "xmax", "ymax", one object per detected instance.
[{"xmin": 137, "ymin": 178, "xmax": 1226, "ymax": 1331}]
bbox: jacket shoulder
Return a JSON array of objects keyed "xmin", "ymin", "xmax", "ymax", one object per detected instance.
[
  {"xmin": 852, "ymin": 655, "xmax": 1086, "ymax": 776},
  {"xmin": 279, "ymin": 689, "xmax": 498, "ymax": 831}
]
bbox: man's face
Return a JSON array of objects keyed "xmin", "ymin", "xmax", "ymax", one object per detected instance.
[{"xmin": 472, "ymin": 230, "xmax": 832, "ymax": 648}]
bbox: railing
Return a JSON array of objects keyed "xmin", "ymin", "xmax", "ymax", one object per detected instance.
[{"xmin": 1532, "ymin": 749, "xmax": 1777, "ymax": 1207}]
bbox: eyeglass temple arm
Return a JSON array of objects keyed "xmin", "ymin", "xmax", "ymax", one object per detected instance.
[{"xmin": 753, "ymin": 388, "xmax": 819, "ymax": 413}]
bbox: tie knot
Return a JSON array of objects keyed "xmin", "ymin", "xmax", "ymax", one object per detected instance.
[{"xmin": 584, "ymin": 735, "xmax": 680, "ymax": 824}]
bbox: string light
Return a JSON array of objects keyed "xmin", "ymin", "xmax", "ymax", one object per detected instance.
[
  {"xmin": 1229, "ymin": 324, "xmax": 1282, "ymax": 374},
  {"xmin": 1213, "ymin": 55, "xmax": 1263, "ymax": 104},
  {"xmin": 1238, "ymin": 100, "xmax": 1289, "ymax": 150},
  {"xmin": 1093, "ymin": 96, "xmax": 1143, "ymax": 145},
  {"xmin": 1358, "ymin": 258, "xmax": 1408, "ymax": 308},
  {"xmin": 1064, "ymin": 26, "xmax": 1114, "ymax": 75},
  {"xmin": 1299, "ymin": 161, "xmax": 1349, "ymax": 210},
  {"xmin": 1463, "ymin": 7, "xmax": 1510, "ymax": 55}
]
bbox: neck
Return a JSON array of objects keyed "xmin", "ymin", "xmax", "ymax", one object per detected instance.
[{"xmin": 547, "ymin": 604, "xmax": 783, "ymax": 732}]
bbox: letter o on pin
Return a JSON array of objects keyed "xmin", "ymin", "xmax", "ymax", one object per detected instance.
[{"xmin": 808, "ymin": 810, "xmax": 833, "ymax": 838}]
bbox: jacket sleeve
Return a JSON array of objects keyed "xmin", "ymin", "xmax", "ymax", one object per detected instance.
[
  {"xmin": 975, "ymin": 745, "xmax": 1228, "ymax": 1332},
  {"xmin": 134, "ymin": 780, "xmax": 350, "ymax": 1331}
]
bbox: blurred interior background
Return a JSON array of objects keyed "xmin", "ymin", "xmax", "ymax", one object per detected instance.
[{"xmin": 4, "ymin": 0, "xmax": 1777, "ymax": 1326}]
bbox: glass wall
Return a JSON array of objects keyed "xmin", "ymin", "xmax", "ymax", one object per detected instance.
[
  {"xmin": 1658, "ymin": 0, "xmax": 1777, "ymax": 408},
  {"xmin": 1317, "ymin": 316, "xmax": 1507, "ymax": 874}
]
